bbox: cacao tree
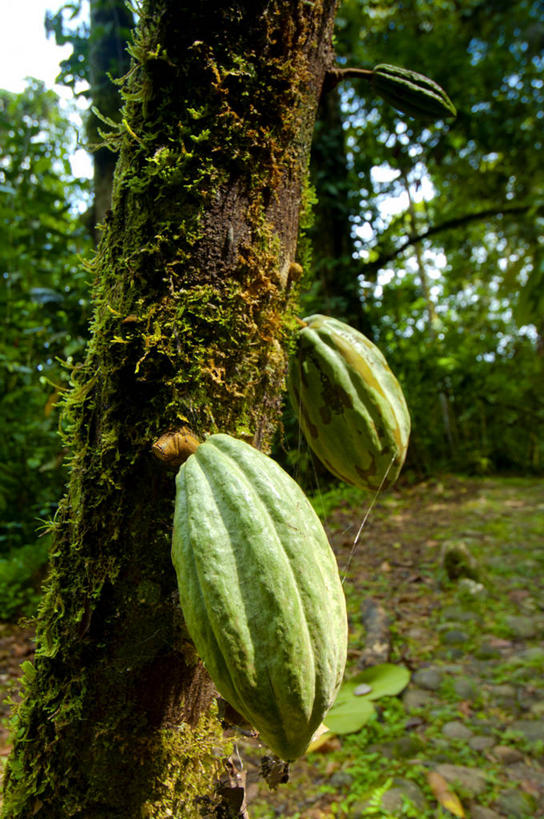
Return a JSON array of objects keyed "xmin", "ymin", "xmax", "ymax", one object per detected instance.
[{"xmin": 1, "ymin": 1, "xmax": 339, "ymax": 816}]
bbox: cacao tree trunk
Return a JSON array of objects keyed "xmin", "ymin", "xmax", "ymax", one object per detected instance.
[{"xmin": 1, "ymin": 2, "xmax": 338, "ymax": 816}]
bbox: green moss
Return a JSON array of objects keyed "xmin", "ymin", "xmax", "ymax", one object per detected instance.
[{"xmin": 143, "ymin": 711, "xmax": 230, "ymax": 818}]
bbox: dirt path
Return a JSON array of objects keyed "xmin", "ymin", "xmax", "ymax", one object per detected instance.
[
  {"xmin": 1, "ymin": 476, "xmax": 543, "ymax": 817},
  {"xmin": 244, "ymin": 476, "xmax": 544, "ymax": 818}
]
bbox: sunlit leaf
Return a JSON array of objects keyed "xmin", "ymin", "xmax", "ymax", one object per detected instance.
[
  {"xmin": 306, "ymin": 723, "xmax": 336, "ymax": 753},
  {"xmin": 323, "ymin": 664, "xmax": 410, "ymax": 735}
]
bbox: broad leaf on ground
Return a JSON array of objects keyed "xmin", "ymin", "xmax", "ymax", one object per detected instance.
[{"xmin": 323, "ymin": 663, "xmax": 410, "ymax": 735}]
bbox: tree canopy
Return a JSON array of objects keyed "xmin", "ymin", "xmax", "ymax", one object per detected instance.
[
  {"xmin": 1, "ymin": 0, "xmax": 543, "ymax": 621},
  {"xmin": 0, "ymin": 81, "xmax": 91, "ymax": 556},
  {"xmin": 298, "ymin": 0, "xmax": 544, "ymax": 476}
]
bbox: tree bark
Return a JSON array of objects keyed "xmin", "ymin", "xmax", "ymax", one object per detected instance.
[
  {"xmin": 2, "ymin": 2, "xmax": 338, "ymax": 816},
  {"xmin": 88, "ymin": 0, "xmax": 134, "ymax": 236},
  {"xmin": 309, "ymin": 87, "xmax": 373, "ymax": 335}
]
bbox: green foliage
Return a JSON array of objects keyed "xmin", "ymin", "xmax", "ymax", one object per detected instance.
[
  {"xmin": 289, "ymin": 0, "xmax": 544, "ymax": 480},
  {"xmin": 0, "ymin": 81, "xmax": 92, "ymax": 564},
  {"xmin": 371, "ymin": 272, "xmax": 544, "ymax": 473},
  {"xmin": 45, "ymin": 0, "xmax": 134, "ymax": 102},
  {"xmin": 45, "ymin": 1, "xmax": 90, "ymax": 94},
  {"xmin": 0, "ymin": 538, "xmax": 50, "ymax": 620},
  {"xmin": 336, "ymin": 699, "xmax": 432, "ymax": 816}
]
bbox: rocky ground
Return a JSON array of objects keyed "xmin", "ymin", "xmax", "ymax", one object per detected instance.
[
  {"xmin": 240, "ymin": 476, "xmax": 544, "ymax": 818},
  {"xmin": 1, "ymin": 475, "xmax": 543, "ymax": 818}
]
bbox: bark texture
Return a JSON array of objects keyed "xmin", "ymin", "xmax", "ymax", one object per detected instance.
[
  {"xmin": 309, "ymin": 87, "xmax": 373, "ymax": 335},
  {"xmin": 2, "ymin": 2, "xmax": 338, "ymax": 816},
  {"xmin": 88, "ymin": 0, "xmax": 134, "ymax": 235}
]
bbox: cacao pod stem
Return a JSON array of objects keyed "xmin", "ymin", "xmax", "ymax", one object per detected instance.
[{"xmin": 152, "ymin": 427, "xmax": 200, "ymax": 468}]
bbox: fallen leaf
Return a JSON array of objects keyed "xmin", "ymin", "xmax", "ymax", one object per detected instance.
[
  {"xmin": 427, "ymin": 771, "xmax": 465, "ymax": 817},
  {"xmin": 306, "ymin": 723, "xmax": 337, "ymax": 753},
  {"xmin": 323, "ymin": 696, "xmax": 375, "ymax": 735},
  {"xmin": 338, "ymin": 663, "xmax": 411, "ymax": 702},
  {"xmin": 323, "ymin": 664, "xmax": 410, "ymax": 735},
  {"xmin": 306, "ymin": 732, "xmax": 341, "ymax": 754}
]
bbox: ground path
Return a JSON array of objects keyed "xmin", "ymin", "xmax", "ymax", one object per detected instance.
[
  {"xmin": 1, "ymin": 476, "xmax": 543, "ymax": 818},
  {"xmin": 244, "ymin": 475, "xmax": 544, "ymax": 818}
]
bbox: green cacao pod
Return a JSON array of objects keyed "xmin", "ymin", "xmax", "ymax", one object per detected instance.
[
  {"xmin": 171, "ymin": 433, "xmax": 347, "ymax": 760},
  {"xmin": 288, "ymin": 315, "xmax": 410, "ymax": 491},
  {"xmin": 372, "ymin": 63, "xmax": 456, "ymax": 121}
]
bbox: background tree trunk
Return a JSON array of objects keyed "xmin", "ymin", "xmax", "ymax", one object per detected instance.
[
  {"xmin": 308, "ymin": 87, "xmax": 373, "ymax": 335},
  {"xmin": 88, "ymin": 0, "xmax": 134, "ymax": 237},
  {"xmin": 1, "ymin": 1, "xmax": 338, "ymax": 816}
]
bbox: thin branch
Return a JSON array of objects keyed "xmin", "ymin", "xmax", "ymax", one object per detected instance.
[{"xmin": 361, "ymin": 202, "xmax": 540, "ymax": 275}]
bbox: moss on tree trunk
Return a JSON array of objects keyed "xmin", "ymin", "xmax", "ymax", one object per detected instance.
[{"xmin": 2, "ymin": 1, "xmax": 338, "ymax": 816}]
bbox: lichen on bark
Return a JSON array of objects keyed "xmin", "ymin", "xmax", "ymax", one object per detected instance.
[{"xmin": 1, "ymin": 1, "xmax": 338, "ymax": 816}]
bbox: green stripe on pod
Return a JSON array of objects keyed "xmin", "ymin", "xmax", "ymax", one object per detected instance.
[
  {"xmin": 171, "ymin": 433, "xmax": 347, "ymax": 760},
  {"xmin": 288, "ymin": 315, "xmax": 411, "ymax": 492},
  {"xmin": 372, "ymin": 63, "xmax": 456, "ymax": 121}
]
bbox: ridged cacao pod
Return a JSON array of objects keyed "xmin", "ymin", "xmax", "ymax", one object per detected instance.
[
  {"xmin": 372, "ymin": 63, "xmax": 456, "ymax": 121},
  {"xmin": 171, "ymin": 433, "xmax": 347, "ymax": 760},
  {"xmin": 288, "ymin": 315, "xmax": 410, "ymax": 491}
]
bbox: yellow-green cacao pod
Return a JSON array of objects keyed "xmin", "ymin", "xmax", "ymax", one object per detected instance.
[
  {"xmin": 288, "ymin": 315, "xmax": 410, "ymax": 491},
  {"xmin": 171, "ymin": 433, "xmax": 347, "ymax": 760}
]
